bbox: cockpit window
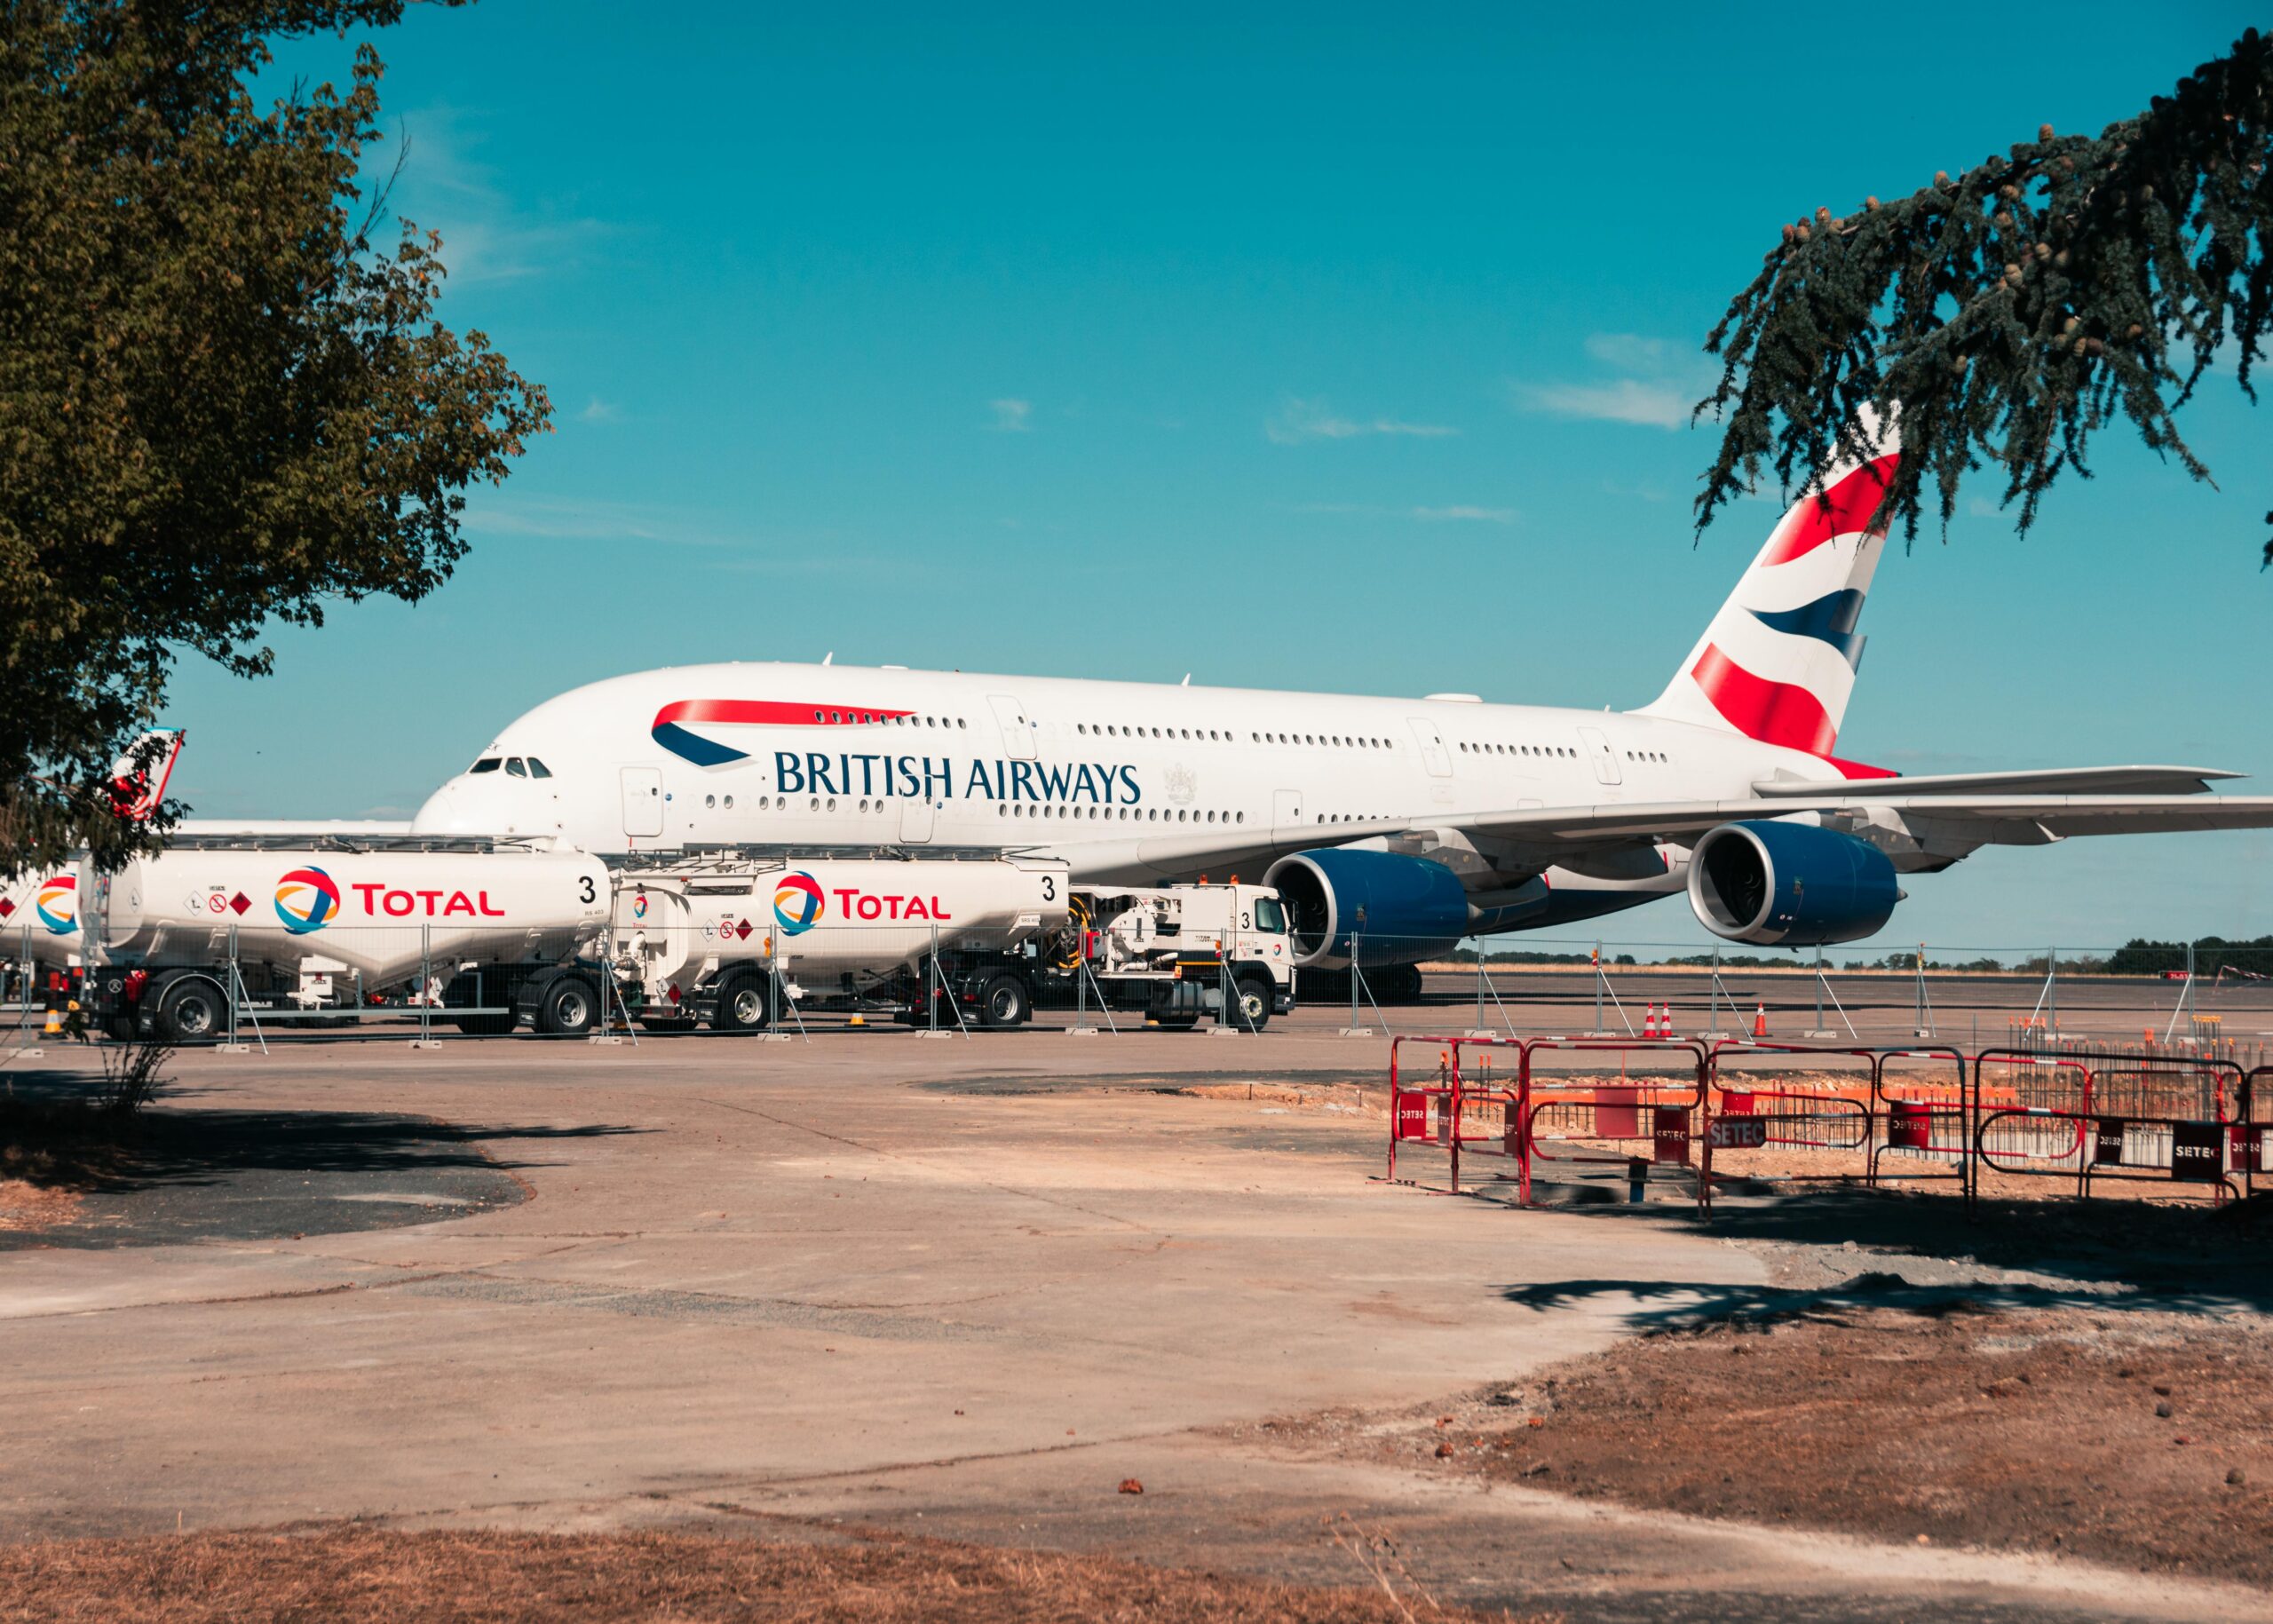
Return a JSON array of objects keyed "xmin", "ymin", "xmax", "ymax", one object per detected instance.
[
  {"xmin": 469, "ymin": 757, "xmax": 503, "ymax": 774},
  {"xmin": 525, "ymin": 757, "xmax": 552, "ymax": 779},
  {"xmin": 504, "ymin": 757, "xmax": 527, "ymax": 777}
]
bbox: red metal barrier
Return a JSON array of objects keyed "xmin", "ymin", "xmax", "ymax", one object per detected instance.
[
  {"xmin": 1385, "ymin": 1036, "xmax": 1461, "ymax": 1187},
  {"xmin": 1868, "ymin": 1045, "xmax": 1976, "ymax": 1194},
  {"xmin": 1522, "ymin": 1037, "xmax": 1710, "ymax": 1215},
  {"xmin": 2244, "ymin": 1069, "xmax": 2270, "ymax": 1197},
  {"xmin": 1707, "ymin": 1040, "xmax": 1874, "ymax": 1162},
  {"xmin": 1384, "ymin": 1035, "xmax": 1525, "ymax": 1199},
  {"xmin": 1379, "ymin": 1042, "xmax": 2265, "ymax": 1221},
  {"xmin": 1970, "ymin": 1048, "xmax": 2244, "ymax": 1207}
]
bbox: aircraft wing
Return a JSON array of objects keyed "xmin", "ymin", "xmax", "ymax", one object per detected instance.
[
  {"xmin": 1026, "ymin": 792, "xmax": 2273, "ymax": 884},
  {"xmin": 1748, "ymin": 764, "xmax": 2242, "ymax": 797},
  {"xmin": 1453, "ymin": 793, "xmax": 2273, "ymax": 862}
]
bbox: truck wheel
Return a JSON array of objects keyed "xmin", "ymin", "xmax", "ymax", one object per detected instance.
[
  {"xmin": 1234, "ymin": 974, "xmax": 1274, "ymax": 1031},
  {"xmin": 976, "ymin": 973, "xmax": 1031, "ymax": 1029},
  {"xmin": 154, "ymin": 975, "xmax": 227, "ymax": 1044},
  {"xmin": 713, "ymin": 973, "xmax": 774, "ymax": 1032},
  {"xmin": 535, "ymin": 975, "xmax": 600, "ymax": 1037}
]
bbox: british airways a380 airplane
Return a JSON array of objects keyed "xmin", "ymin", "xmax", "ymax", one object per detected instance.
[{"xmin": 408, "ymin": 422, "xmax": 2273, "ymax": 977}]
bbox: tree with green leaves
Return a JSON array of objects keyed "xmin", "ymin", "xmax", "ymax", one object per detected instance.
[
  {"xmin": 1696, "ymin": 28, "xmax": 2272, "ymax": 564},
  {"xmin": 0, "ymin": 0, "xmax": 550, "ymax": 873}
]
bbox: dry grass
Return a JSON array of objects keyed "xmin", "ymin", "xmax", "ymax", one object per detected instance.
[
  {"xmin": 0, "ymin": 1525, "xmax": 1547, "ymax": 1623},
  {"xmin": 1428, "ymin": 1304, "xmax": 2273, "ymax": 1582},
  {"xmin": 0, "ymin": 1176, "xmax": 79, "ymax": 1231}
]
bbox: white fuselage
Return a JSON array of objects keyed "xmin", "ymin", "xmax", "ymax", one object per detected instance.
[{"xmin": 410, "ymin": 663, "xmax": 1843, "ymax": 930}]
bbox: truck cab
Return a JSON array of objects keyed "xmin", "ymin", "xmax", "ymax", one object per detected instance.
[{"xmin": 923, "ymin": 880, "xmax": 1297, "ymax": 1030}]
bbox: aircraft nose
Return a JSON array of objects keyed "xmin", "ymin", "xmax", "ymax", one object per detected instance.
[{"xmin": 410, "ymin": 783, "xmax": 471, "ymax": 835}]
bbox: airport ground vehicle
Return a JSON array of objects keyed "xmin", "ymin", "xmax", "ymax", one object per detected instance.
[
  {"xmin": 911, "ymin": 880, "xmax": 1297, "ymax": 1030},
  {"xmin": 76, "ymin": 839, "xmax": 612, "ymax": 1041},
  {"xmin": 67, "ymin": 842, "xmax": 1122, "ymax": 1042},
  {"xmin": 603, "ymin": 852, "xmax": 1069, "ymax": 1031}
]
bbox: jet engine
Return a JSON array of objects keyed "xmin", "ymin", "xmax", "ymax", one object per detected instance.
[
  {"xmin": 1686, "ymin": 820, "xmax": 1898, "ymax": 947},
  {"xmin": 1263, "ymin": 849, "xmax": 1469, "ymax": 968}
]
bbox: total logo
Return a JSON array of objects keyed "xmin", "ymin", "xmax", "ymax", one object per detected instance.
[
  {"xmin": 772, "ymin": 869, "xmax": 958, "ymax": 932},
  {"xmin": 772, "ymin": 872, "xmax": 825, "ymax": 936},
  {"xmin": 274, "ymin": 867, "xmax": 342, "ymax": 935},
  {"xmin": 35, "ymin": 874, "xmax": 76, "ymax": 935},
  {"xmin": 273, "ymin": 867, "xmax": 510, "ymax": 932}
]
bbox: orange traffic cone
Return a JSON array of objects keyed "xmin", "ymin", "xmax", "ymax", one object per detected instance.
[{"xmin": 1752, "ymin": 1002, "xmax": 1768, "ymax": 1039}]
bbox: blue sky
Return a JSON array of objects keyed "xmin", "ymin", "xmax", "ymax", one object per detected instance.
[{"xmin": 170, "ymin": 1, "xmax": 2273, "ymax": 955}]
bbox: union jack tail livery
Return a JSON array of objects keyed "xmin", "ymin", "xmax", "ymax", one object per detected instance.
[
  {"xmin": 108, "ymin": 728, "xmax": 185, "ymax": 821},
  {"xmin": 1639, "ymin": 413, "xmax": 1897, "ymax": 773}
]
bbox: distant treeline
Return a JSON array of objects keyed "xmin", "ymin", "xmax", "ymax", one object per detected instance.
[
  {"xmin": 1448, "ymin": 938, "xmax": 2273, "ymax": 975},
  {"xmin": 2104, "ymin": 936, "xmax": 2273, "ymax": 977}
]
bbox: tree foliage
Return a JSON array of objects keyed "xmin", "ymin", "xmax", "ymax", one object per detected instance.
[
  {"xmin": 1695, "ymin": 28, "xmax": 2273, "ymax": 563},
  {"xmin": 0, "ymin": 1, "xmax": 550, "ymax": 872}
]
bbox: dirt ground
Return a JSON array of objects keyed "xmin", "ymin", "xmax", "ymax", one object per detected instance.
[
  {"xmin": 1402, "ymin": 1303, "xmax": 2273, "ymax": 1583},
  {"xmin": 0, "ymin": 1525, "xmax": 1549, "ymax": 1623}
]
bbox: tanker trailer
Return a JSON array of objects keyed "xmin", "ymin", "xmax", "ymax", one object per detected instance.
[
  {"xmin": 608, "ymin": 854, "xmax": 1070, "ymax": 1031},
  {"xmin": 2, "ymin": 867, "xmax": 84, "ymax": 966},
  {"xmin": 1, "ymin": 867, "xmax": 86, "ymax": 1024},
  {"xmin": 85, "ymin": 843, "xmax": 611, "ymax": 1042}
]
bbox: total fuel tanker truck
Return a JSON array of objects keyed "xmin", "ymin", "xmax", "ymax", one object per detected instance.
[
  {"xmin": 71, "ymin": 839, "xmax": 1293, "ymax": 1042},
  {"xmin": 77, "ymin": 843, "xmax": 1091, "ymax": 1041},
  {"xmin": 605, "ymin": 853, "xmax": 1071, "ymax": 1031},
  {"xmin": 82, "ymin": 840, "xmax": 611, "ymax": 1042}
]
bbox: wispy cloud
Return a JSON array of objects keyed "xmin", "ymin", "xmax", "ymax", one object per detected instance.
[
  {"xmin": 1413, "ymin": 505, "xmax": 1516, "ymax": 524},
  {"xmin": 1511, "ymin": 333, "xmax": 1713, "ymax": 432},
  {"xmin": 460, "ymin": 496, "xmax": 741, "ymax": 547},
  {"xmin": 579, "ymin": 397, "xmax": 621, "ymax": 424},
  {"xmin": 988, "ymin": 398, "xmax": 1033, "ymax": 432},
  {"xmin": 1287, "ymin": 502, "xmax": 1515, "ymax": 524},
  {"xmin": 1265, "ymin": 397, "xmax": 1458, "ymax": 445},
  {"xmin": 1524, "ymin": 378, "xmax": 1691, "ymax": 429},
  {"xmin": 392, "ymin": 107, "xmax": 613, "ymax": 285}
]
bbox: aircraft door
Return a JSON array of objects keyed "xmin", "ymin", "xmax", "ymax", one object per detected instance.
[
  {"xmin": 621, "ymin": 766, "xmax": 664, "ymax": 837},
  {"xmin": 1406, "ymin": 717, "xmax": 1452, "ymax": 778},
  {"xmin": 1577, "ymin": 726, "xmax": 1622, "ymax": 785},
  {"xmin": 988, "ymin": 693, "xmax": 1036, "ymax": 760},
  {"xmin": 899, "ymin": 794, "xmax": 937, "ymax": 844},
  {"xmin": 1272, "ymin": 788, "xmax": 1303, "ymax": 828}
]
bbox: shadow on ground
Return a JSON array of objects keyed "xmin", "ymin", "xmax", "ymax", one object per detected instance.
[
  {"xmin": 1496, "ymin": 1184, "xmax": 2273, "ymax": 1321},
  {"xmin": 0, "ymin": 1105, "xmax": 644, "ymax": 1250}
]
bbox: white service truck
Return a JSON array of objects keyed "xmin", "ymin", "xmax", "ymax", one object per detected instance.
[{"xmin": 915, "ymin": 880, "xmax": 1298, "ymax": 1030}]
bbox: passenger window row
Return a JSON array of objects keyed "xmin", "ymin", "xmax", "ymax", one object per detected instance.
[
  {"xmin": 999, "ymin": 804, "xmax": 1247, "ymax": 825},
  {"xmin": 1070, "ymin": 723, "xmax": 1394, "ymax": 750},
  {"xmin": 1459, "ymin": 741, "xmax": 1580, "ymax": 761},
  {"xmin": 820, "ymin": 711, "xmax": 966, "ymax": 729}
]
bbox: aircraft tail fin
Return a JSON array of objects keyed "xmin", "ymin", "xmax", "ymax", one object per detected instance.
[
  {"xmin": 1638, "ymin": 411, "xmax": 1898, "ymax": 767},
  {"xmin": 108, "ymin": 728, "xmax": 184, "ymax": 821}
]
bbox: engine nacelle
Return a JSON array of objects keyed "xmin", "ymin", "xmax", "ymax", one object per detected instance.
[
  {"xmin": 1687, "ymin": 820, "xmax": 1897, "ymax": 947},
  {"xmin": 1263, "ymin": 849, "xmax": 1470, "ymax": 968}
]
